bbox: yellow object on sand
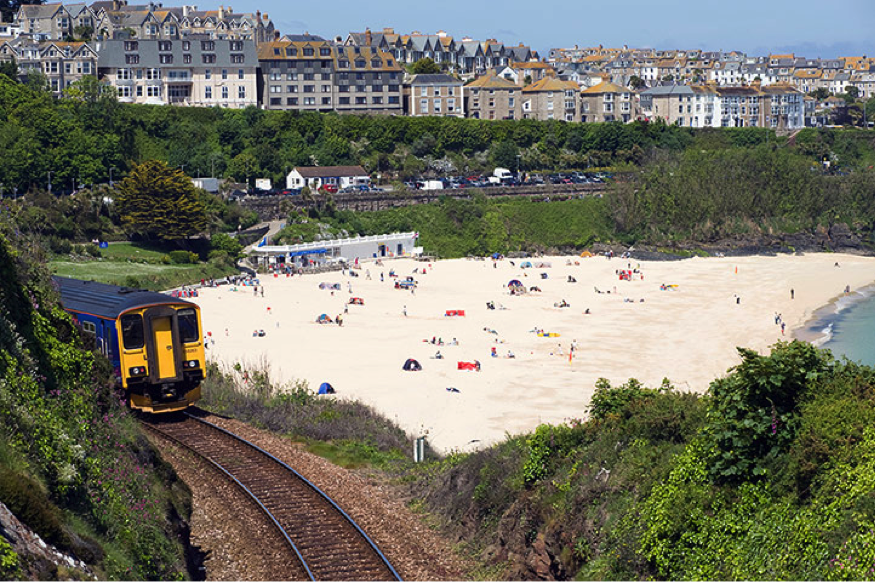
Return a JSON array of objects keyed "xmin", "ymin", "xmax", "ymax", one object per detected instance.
[{"xmin": 580, "ymin": 250, "xmax": 594, "ymax": 258}]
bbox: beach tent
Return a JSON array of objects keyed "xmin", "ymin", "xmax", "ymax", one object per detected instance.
[
  {"xmin": 508, "ymin": 279, "xmax": 524, "ymax": 288},
  {"xmin": 491, "ymin": 252, "xmax": 501, "ymax": 259},
  {"xmin": 535, "ymin": 261, "xmax": 552, "ymax": 268},
  {"xmin": 349, "ymin": 297, "xmax": 364, "ymax": 305},
  {"xmin": 316, "ymin": 313, "xmax": 332, "ymax": 324},
  {"xmin": 520, "ymin": 261, "xmax": 533, "ymax": 268},
  {"xmin": 457, "ymin": 361, "xmax": 480, "ymax": 371},
  {"xmin": 319, "ymin": 282, "xmax": 341, "ymax": 290},
  {"xmin": 445, "ymin": 310, "xmax": 465, "ymax": 317},
  {"xmin": 318, "ymin": 382, "xmax": 336, "ymax": 394},
  {"xmin": 580, "ymin": 250, "xmax": 594, "ymax": 257},
  {"xmin": 403, "ymin": 358, "xmax": 422, "ymax": 371}
]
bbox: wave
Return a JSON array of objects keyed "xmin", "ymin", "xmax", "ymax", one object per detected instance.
[{"xmin": 794, "ymin": 284, "xmax": 874, "ymax": 347}]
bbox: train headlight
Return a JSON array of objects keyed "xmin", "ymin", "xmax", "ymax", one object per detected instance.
[
  {"xmin": 186, "ymin": 360, "xmax": 200, "ymax": 369},
  {"xmin": 129, "ymin": 366, "xmax": 147, "ymax": 376}
]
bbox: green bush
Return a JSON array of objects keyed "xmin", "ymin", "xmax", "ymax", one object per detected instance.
[
  {"xmin": 167, "ymin": 250, "xmax": 198, "ymax": 264},
  {"xmin": 0, "ymin": 469, "xmax": 70, "ymax": 551}
]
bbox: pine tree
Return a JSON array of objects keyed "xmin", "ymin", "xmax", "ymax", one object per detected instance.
[{"xmin": 116, "ymin": 160, "xmax": 207, "ymax": 240}]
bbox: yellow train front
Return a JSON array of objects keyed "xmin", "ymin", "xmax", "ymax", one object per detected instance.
[{"xmin": 54, "ymin": 277, "xmax": 205, "ymax": 413}]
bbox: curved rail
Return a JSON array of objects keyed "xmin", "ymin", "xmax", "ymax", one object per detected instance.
[
  {"xmin": 183, "ymin": 412, "xmax": 402, "ymax": 582},
  {"xmin": 145, "ymin": 411, "xmax": 402, "ymax": 581},
  {"xmin": 141, "ymin": 421, "xmax": 315, "ymax": 580}
]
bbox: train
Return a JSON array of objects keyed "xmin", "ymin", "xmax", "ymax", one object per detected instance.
[{"xmin": 53, "ymin": 276, "xmax": 205, "ymax": 413}]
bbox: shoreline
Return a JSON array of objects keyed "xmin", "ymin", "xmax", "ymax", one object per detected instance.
[
  {"xmin": 191, "ymin": 252, "xmax": 875, "ymax": 452},
  {"xmin": 792, "ymin": 284, "xmax": 876, "ymax": 347}
]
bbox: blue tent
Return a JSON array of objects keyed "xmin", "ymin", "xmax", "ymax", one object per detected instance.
[
  {"xmin": 491, "ymin": 252, "xmax": 501, "ymax": 259},
  {"xmin": 318, "ymin": 382, "xmax": 335, "ymax": 394},
  {"xmin": 520, "ymin": 261, "xmax": 533, "ymax": 268}
]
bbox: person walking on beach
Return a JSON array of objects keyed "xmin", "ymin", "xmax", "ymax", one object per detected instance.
[
  {"xmin": 781, "ymin": 322, "xmax": 786, "ymax": 335},
  {"xmin": 403, "ymin": 305, "xmax": 407, "ymax": 317},
  {"xmin": 790, "ymin": 288, "xmax": 794, "ymax": 300},
  {"xmin": 260, "ymin": 287, "xmax": 264, "ymax": 298}
]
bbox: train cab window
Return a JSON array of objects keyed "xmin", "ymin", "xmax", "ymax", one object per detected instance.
[
  {"xmin": 81, "ymin": 321, "xmax": 96, "ymax": 335},
  {"xmin": 178, "ymin": 308, "xmax": 199, "ymax": 343},
  {"xmin": 120, "ymin": 314, "xmax": 145, "ymax": 349}
]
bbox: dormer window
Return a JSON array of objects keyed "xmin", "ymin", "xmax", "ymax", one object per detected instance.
[
  {"xmin": 124, "ymin": 41, "xmax": 138, "ymax": 51},
  {"xmin": 303, "ymin": 47, "xmax": 314, "ymax": 56},
  {"xmin": 355, "ymin": 60, "xmax": 365, "ymax": 68},
  {"xmin": 319, "ymin": 47, "xmax": 330, "ymax": 56},
  {"xmin": 285, "ymin": 47, "xmax": 296, "ymax": 56}
]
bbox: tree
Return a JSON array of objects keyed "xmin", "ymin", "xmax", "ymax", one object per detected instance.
[
  {"xmin": 807, "ymin": 87, "xmax": 829, "ymax": 101},
  {"xmin": 72, "ymin": 24, "xmax": 93, "ymax": 40},
  {"xmin": 629, "ymin": 75, "xmax": 645, "ymax": 90},
  {"xmin": 0, "ymin": 56, "xmax": 17, "ymax": 81},
  {"xmin": 0, "ymin": 0, "xmax": 43, "ymax": 23},
  {"xmin": 841, "ymin": 85, "xmax": 859, "ymax": 104},
  {"xmin": 490, "ymin": 140, "xmax": 519, "ymax": 170},
  {"xmin": 662, "ymin": 74, "xmax": 674, "ymax": 82},
  {"xmin": 410, "ymin": 57, "xmax": 441, "ymax": 75},
  {"xmin": 63, "ymin": 75, "xmax": 116, "ymax": 104},
  {"xmin": 116, "ymin": 160, "xmax": 207, "ymax": 241},
  {"xmin": 523, "ymin": 75, "xmax": 532, "ymax": 86}
]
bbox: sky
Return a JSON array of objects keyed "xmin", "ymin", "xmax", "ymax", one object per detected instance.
[{"xmin": 220, "ymin": 0, "xmax": 875, "ymax": 59}]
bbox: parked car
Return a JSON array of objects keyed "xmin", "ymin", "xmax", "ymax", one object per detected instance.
[
  {"xmin": 280, "ymin": 188, "xmax": 301, "ymax": 196},
  {"xmin": 319, "ymin": 184, "xmax": 339, "ymax": 194}
]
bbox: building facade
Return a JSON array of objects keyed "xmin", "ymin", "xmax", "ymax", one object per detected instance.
[
  {"xmin": 521, "ymin": 77, "xmax": 579, "ymax": 121},
  {"xmin": 97, "ymin": 38, "xmax": 258, "ymax": 107},
  {"xmin": 580, "ymin": 80, "xmax": 637, "ymax": 122},
  {"xmin": 332, "ymin": 45, "xmax": 403, "ymax": 114},
  {"xmin": 257, "ymin": 35, "xmax": 336, "ymax": 111},
  {"xmin": 404, "ymin": 73, "xmax": 465, "ymax": 117},
  {"xmin": 286, "ymin": 166, "xmax": 370, "ymax": 190},
  {"xmin": 464, "ymin": 73, "xmax": 521, "ymax": 120}
]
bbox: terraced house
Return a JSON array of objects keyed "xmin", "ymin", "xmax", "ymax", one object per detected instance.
[
  {"xmin": 15, "ymin": 2, "xmax": 96, "ymax": 40},
  {"xmin": 464, "ymin": 73, "xmax": 521, "ymax": 120},
  {"xmin": 97, "ymin": 37, "xmax": 258, "ymax": 107},
  {"xmin": 404, "ymin": 73, "xmax": 464, "ymax": 117},
  {"xmin": 332, "ymin": 45, "xmax": 403, "ymax": 114},
  {"xmin": 257, "ymin": 34, "xmax": 336, "ymax": 111},
  {"xmin": 580, "ymin": 80, "xmax": 637, "ymax": 122},
  {"xmin": 521, "ymin": 76, "xmax": 580, "ymax": 121},
  {"xmin": 0, "ymin": 38, "xmax": 98, "ymax": 94}
]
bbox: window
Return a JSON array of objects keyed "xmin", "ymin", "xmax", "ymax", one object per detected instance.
[
  {"xmin": 339, "ymin": 60, "xmax": 349, "ymax": 68},
  {"xmin": 230, "ymin": 40, "xmax": 243, "ymax": 51},
  {"xmin": 420, "ymin": 86, "xmax": 427, "ymax": 96},
  {"xmin": 118, "ymin": 86, "xmax": 132, "ymax": 97},
  {"xmin": 231, "ymin": 54, "xmax": 244, "ymax": 63},
  {"xmin": 448, "ymin": 98, "xmax": 455, "ymax": 110},
  {"xmin": 337, "ymin": 85, "xmax": 348, "ymax": 92},
  {"xmin": 202, "ymin": 54, "xmax": 216, "ymax": 64},
  {"xmin": 221, "ymin": 69, "xmax": 227, "ymax": 80},
  {"xmin": 158, "ymin": 41, "xmax": 172, "ymax": 51},
  {"xmin": 205, "ymin": 86, "xmax": 212, "ymax": 99},
  {"xmin": 388, "ymin": 95, "xmax": 399, "ymax": 104},
  {"xmin": 270, "ymin": 85, "xmax": 281, "ymax": 93},
  {"xmin": 356, "ymin": 96, "xmax": 366, "ymax": 104},
  {"xmin": 147, "ymin": 85, "xmax": 160, "ymax": 97},
  {"xmin": 322, "ymin": 85, "xmax": 331, "ymax": 93},
  {"xmin": 205, "ymin": 69, "xmax": 212, "ymax": 79},
  {"xmin": 433, "ymin": 98, "xmax": 441, "ymax": 112},
  {"xmin": 239, "ymin": 86, "xmax": 246, "ymax": 99},
  {"xmin": 303, "ymin": 72, "xmax": 314, "ymax": 80},
  {"xmin": 286, "ymin": 47, "xmax": 297, "ymax": 57},
  {"xmin": 136, "ymin": 85, "xmax": 143, "ymax": 96},
  {"xmin": 419, "ymin": 98, "xmax": 428, "ymax": 113},
  {"xmin": 509, "ymin": 97, "xmax": 514, "ymax": 107},
  {"xmin": 303, "ymin": 47, "xmax": 314, "ymax": 56},
  {"xmin": 201, "ymin": 41, "xmax": 215, "ymax": 51},
  {"xmin": 355, "ymin": 59, "xmax": 365, "ymax": 68},
  {"xmin": 65, "ymin": 63, "xmax": 72, "ymax": 74},
  {"xmin": 125, "ymin": 54, "xmax": 139, "ymax": 64},
  {"xmin": 303, "ymin": 85, "xmax": 314, "ymax": 93},
  {"xmin": 303, "ymin": 97, "xmax": 315, "ymax": 105},
  {"xmin": 322, "ymin": 97, "xmax": 330, "ymax": 105},
  {"xmin": 145, "ymin": 68, "xmax": 160, "ymax": 80},
  {"xmin": 159, "ymin": 54, "xmax": 173, "ymax": 64},
  {"xmin": 183, "ymin": 54, "xmax": 192, "ymax": 64},
  {"xmin": 270, "ymin": 72, "xmax": 281, "ymax": 81},
  {"xmin": 319, "ymin": 47, "xmax": 330, "ymax": 56},
  {"xmin": 182, "ymin": 41, "xmax": 191, "ymax": 51},
  {"xmin": 388, "ymin": 84, "xmax": 399, "ymax": 92},
  {"xmin": 287, "ymin": 97, "xmax": 298, "ymax": 105},
  {"xmin": 372, "ymin": 84, "xmax": 382, "ymax": 92},
  {"xmin": 124, "ymin": 41, "xmax": 138, "ymax": 51},
  {"xmin": 433, "ymin": 87, "xmax": 440, "ymax": 96},
  {"xmin": 286, "ymin": 72, "xmax": 298, "ymax": 80},
  {"xmin": 287, "ymin": 85, "xmax": 297, "ymax": 93},
  {"xmin": 270, "ymin": 97, "xmax": 281, "ymax": 106},
  {"xmin": 339, "ymin": 96, "xmax": 350, "ymax": 104},
  {"xmin": 372, "ymin": 96, "xmax": 383, "ymax": 104},
  {"xmin": 221, "ymin": 86, "xmax": 228, "ymax": 99},
  {"xmin": 121, "ymin": 314, "xmax": 145, "ymax": 349},
  {"xmin": 177, "ymin": 308, "xmax": 199, "ymax": 343}
]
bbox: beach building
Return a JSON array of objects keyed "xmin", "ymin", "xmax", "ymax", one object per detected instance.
[
  {"xmin": 286, "ymin": 166, "xmax": 370, "ymax": 190},
  {"xmin": 249, "ymin": 232, "xmax": 421, "ymax": 268}
]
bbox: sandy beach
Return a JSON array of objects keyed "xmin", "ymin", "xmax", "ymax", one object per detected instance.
[{"xmin": 191, "ymin": 253, "xmax": 874, "ymax": 453}]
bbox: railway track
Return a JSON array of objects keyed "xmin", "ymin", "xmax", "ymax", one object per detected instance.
[{"xmin": 143, "ymin": 410, "xmax": 402, "ymax": 581}]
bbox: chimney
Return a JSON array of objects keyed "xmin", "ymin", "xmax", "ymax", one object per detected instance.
[
  {"xmin": 112, "ymin": 0, "xmax": 120, "ymax": 10},
  {"xmin": 273, "ymin": 30, "xmax": 279, "ymax": 40},
  {"xmin": 262, "ymin": 13, "xmax": 268, "ymax": 20},
  {"xmin": 382, "ymin": 27, "xmax": 394, "ymax": 34},
  {"xmin": 218, "ymin": 5, "xmax": 224, "ymax": 19},
  {"xmin": 365, "ymin": 27, "xmax": 371, "ymax": 45}
]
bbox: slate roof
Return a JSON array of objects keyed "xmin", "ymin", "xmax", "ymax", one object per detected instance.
[
  {"xmin": 294, "ymin": 166, "xmax": 368, "ymax": 178},
  {"xmin": 98, "ymin": 38, "xmax": 257, "ymax": 68},
  {"xmin": 408, "ymin": 73, "xmax": 463, "ymax": 86}
]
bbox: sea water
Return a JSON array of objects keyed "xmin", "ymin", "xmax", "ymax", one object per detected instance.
[
  {"xmin": 800, "ymin": 286, "xmax": 875, "ymax": 367},
  {"xmin": 822, "ymin": 292, "xmax": 875, "ymax": 367}
]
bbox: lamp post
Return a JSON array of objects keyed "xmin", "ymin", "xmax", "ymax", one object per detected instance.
[{"xmin": 47, "ymin": 171, "xmax": 52, "ymax": 194}]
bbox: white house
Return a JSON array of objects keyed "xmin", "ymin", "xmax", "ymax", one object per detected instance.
[
  {"xmin": 249, "ymin": 232, "xmax": 420, "ymax": 268},
  {"xmin": 286, "ymin": 166, "xmax": 370, "ymax": 190}
]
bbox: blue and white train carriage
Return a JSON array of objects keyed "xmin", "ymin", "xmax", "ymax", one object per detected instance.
[{"xmin": 53, "ymin": 277, "xmax": 205, "ymax": 413}]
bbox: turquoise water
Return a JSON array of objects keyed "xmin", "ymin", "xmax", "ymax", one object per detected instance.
[{"xmin": 822, "ymin": 294, "xmax": 875, "ymax": 367}]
